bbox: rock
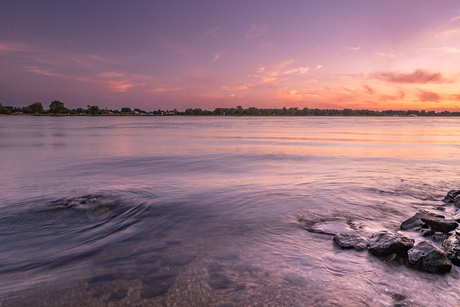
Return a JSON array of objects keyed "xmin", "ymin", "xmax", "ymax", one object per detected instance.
[
  {"xmin": 442, "ymin": 234, "xmax": 460, "ymax": 264},
  {"xmin": 420, "ymin": 228, "xmax": 433, "ymax": 236},
  {"xmin": 333, "ymin": 233, "xmax": 367, "ymax": 250},
  {"xmin": 443, "ymin": 190, "xmax": 460, "ymax": 203},
  {"xmin": 367, "ymin": 230, "xmax": 415, "ymax": 257},
  {"xmin": 401, "ymin": 211, "xmax": 444, "ymax": 230},
  {"xmin": 407, "ymin": 241, "xmax": 452, "ymax": 273},
  {"xmin": 400, "ymin": 213, "xmax": 424, "ymax": 230},
  {"xmin": 455, "ymin": 196, "xmax": 460, "ymax": 208},
  {"xmin": 432, "ymin": 232, "xmax": 448, "ymax": 242},
  {"xmin": 419, "ymin": 209, "xmax": 445, "ymax": 218},
  {"xmin": 442, "ymin": 190, "xmax": 460, "ymax": 203},
  {"xmin": 421, "ymin": 216, "xmax": 458, "ymax": 233}
]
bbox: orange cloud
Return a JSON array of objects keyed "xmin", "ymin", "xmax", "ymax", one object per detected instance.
[
  {"xmin": 417, "ymin": 90, "xmax": 441, "ymax": 103},
  {"xmin": 374, "ymin": 69, "xmax": 452, "ymax": 84}
]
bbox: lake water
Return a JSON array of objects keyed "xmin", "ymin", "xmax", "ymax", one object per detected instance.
[{"xmin": 1, "ymin": 116, "xmax": 460, "ymax": 306}]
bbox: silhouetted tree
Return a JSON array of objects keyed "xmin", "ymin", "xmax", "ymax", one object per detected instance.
[{"xmin": 49, "ymin": 100, "xmax": 65, "ymax": 114}]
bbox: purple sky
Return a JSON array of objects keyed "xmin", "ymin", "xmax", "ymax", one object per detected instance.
[{"xmin": 2, "ymin": 0, "xmax": 460, "ymax": 111}]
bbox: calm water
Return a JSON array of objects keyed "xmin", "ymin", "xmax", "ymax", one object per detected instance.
[{"xmin": 1, "ymin": 116, "xmax": 460, "ymax": 306}]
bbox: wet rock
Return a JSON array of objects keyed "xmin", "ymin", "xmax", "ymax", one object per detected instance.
[
  {"xmin": 442, "ymin": 233, "xmax": 460, "ymax": 264},
  {"xmin": 432, "ymin": 232, "xmax": 448, "ymax": 242},
  {"xmin": 367, "ymin": 230, "xmax": 414, "ymax": 257},
  {"xmin": 140, "ymin": 282, "xmax": 169, "ymax": 299},
  {"xmin": 421, "ymin": 216, "xmax": 458, "ymax": 233},
  {"xmin": 455, "ymin": 195, "xmax": 460, "ymax": 208},
  {"xmin": 419, "ymin": 209, "xmax": 445, "ymax": 218},
  {"xmin": 420, "ymin": 228, "xmax": 433, "ymax": 236},
  {"xmin": 400, "ymin": 211, "xmax": 444, "ymax": 230},
  {"xmin": 443, "ymin": 190, "xmax": 460, "ymax": 203},
  {"xmin": 333, "ymin": 232, "xmax": 367, "ymax": 251},
  {"xmin": 400, "ymin": 213, "xmax": 424, "ymax": 230},
  {"xmin": 407, "ymin": 241, "xmax": 451, "ymax": 273}
]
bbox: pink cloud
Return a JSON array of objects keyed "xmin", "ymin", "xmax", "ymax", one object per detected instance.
[
  {"xmin": 374, "ymin": 69, "xmax": 452, "ymax": 84},
  {"xmin": 417, "ymin": 90, "xmax": 441, "ymax": 102}
]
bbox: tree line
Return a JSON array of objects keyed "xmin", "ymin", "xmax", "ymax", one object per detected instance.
[{"xmin": 2, "ymin": 101, "xmax": 460, "ymax": 116}]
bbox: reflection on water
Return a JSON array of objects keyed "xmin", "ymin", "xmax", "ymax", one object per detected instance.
[{"xmin": 1, "ymin": 117, "xmax": 460, "ymax": 306}]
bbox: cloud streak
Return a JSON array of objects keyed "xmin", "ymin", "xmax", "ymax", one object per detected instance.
[{"xmin": 373, "ymin": 69, "xmax": 452, "ymax": 84}]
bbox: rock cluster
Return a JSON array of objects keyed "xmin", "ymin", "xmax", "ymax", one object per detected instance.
[{"xmin": 328, "ymin": 189, "xmax": 460, "ymax": 274}]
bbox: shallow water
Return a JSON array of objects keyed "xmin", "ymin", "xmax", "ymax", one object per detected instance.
[{"xmin": 1, "ymin": 116, "xmax": 460, "ymax": 306}]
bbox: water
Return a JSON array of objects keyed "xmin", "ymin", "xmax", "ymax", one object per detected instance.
[{"xmin": 1, "ymin": 116, "xmax": 460, "ymax": 306}]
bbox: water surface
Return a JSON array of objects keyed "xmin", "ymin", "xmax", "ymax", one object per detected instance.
[{"xmin": 1, "ymin": 116, "xmax": 460, "ymax": 306}]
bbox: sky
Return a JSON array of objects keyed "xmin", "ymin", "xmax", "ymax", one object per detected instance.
[{"xmin": 1, "ymin": 0, "xmax": 460, "ymax": 111}]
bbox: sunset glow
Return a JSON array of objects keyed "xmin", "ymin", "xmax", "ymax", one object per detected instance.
[{"xmin": 2, "ymin": 1, "xmax": 460, "ymax": 111}]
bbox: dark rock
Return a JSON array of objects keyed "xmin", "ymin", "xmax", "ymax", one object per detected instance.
[
  {"xmin": 419, "ymin": 209, "xmax": 444, "ymax": 218},
  {"xmin": 367, "ymin": 230, "xmax": 414, "ymax": 257},
  {"xmin": 443, "ymin": 190, "xmax": 460, "ymax": 203},
  {"xmin": 432, "ymin": 232, "xmax": 448, "ymax": 242},
  {"xmin": 400, "ymin": 213, "xmax": 424, "ymax": 230},
  {"xmin": 140, "ymin": 282, "xmax": 169, "ymax": 299},
  {"xmin": 401, "ymin": 211, "xmax": 444, "ymax": 230},
  {"xmin": 333, "ymin": 233, "xmax": 368, "ymax": 250},
  {"xmin": 421, "ymin": 216, "xmax": 458, "ymax": 233},
  {"xmin": 442, "ymin": 234, "xmax": 460, "ymax": 264},
  {"xmin": 420, "ymin": 228, "xmax": 433, "ymax": 236},
  {"xmin": 407, "ymin": 241, "xmax": 452, "ymax": 273},
  {"xmin": 455, "ymin": 195, "xmax": 460, "ymax": 208}
]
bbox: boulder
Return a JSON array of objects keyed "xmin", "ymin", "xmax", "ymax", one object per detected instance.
[
  {"xmin": 400, "ymin": 211, "xmax": 444, "ymax": 230},
  {"xmin": 421, "ymin": 216, "xmax": 458, "ymax": 233},
  {"xmin": 442, "ymin": 234, "xmax": 460, "ymax": 265},
  {"xmin": 367, "ymin": 230, "xmax": 414, "ymax": 257},
  {"xmin": 407, "ymin": 241, "xmax": 452, "ymax": 273},
  {"xmin": 443, "ymin": 190, "xmax": 460, "ymax": 203},
  {"xmin": 333, "ymin": 233, "xmax": 368, "ymax": 251}
]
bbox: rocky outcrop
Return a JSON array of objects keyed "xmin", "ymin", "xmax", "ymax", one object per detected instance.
[
  {"xmin": 400, "ymin": 210, "xmax": 444, "ymax": 230},
  {"xmin": 443, "ymin": 190, "xmax": 460, "ymax": 203},
  {"xmin": 407, "ymin": 241, "xmax": 452, "ymax": 273},
  {"xmin": 421, "ymin": 216, "xmax": 458, "ymax": 233},
  {"xmin": 367, "ymin": 230, "xmax": 414, "ymax": 257},
  {"xmin": 442, "ymin": 233, "xmax": 460, "ymax": 264},
  {"xmin": 333, "ymin": 233, "xmax": 367, "ymax": 251}
]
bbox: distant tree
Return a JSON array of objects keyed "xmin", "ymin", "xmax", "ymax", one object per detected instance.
[
  {"xmin": 214, "ymin": 108, "xmax": 223, "ymax": 115},
  {"xmin": 49, "ymin": 100, "xmax": 65, "ymax": 114},
  {"xmin": 25, "ymin": 102, "xmax": 44, "ymax": 114},
  {"xmin": 87, "ymin": 105, "xmax": 100, "ymax": 115},
  {"xmin": 236, "ymin": 105, "xmax": 243, "ymax": 115},
  {"xmin": 121, "ymin": 107, "xmax": 132, "ymax": 113},
  {"xmin": 193, "ymin": 108, "xmax": 203, "ymax": 115}
]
